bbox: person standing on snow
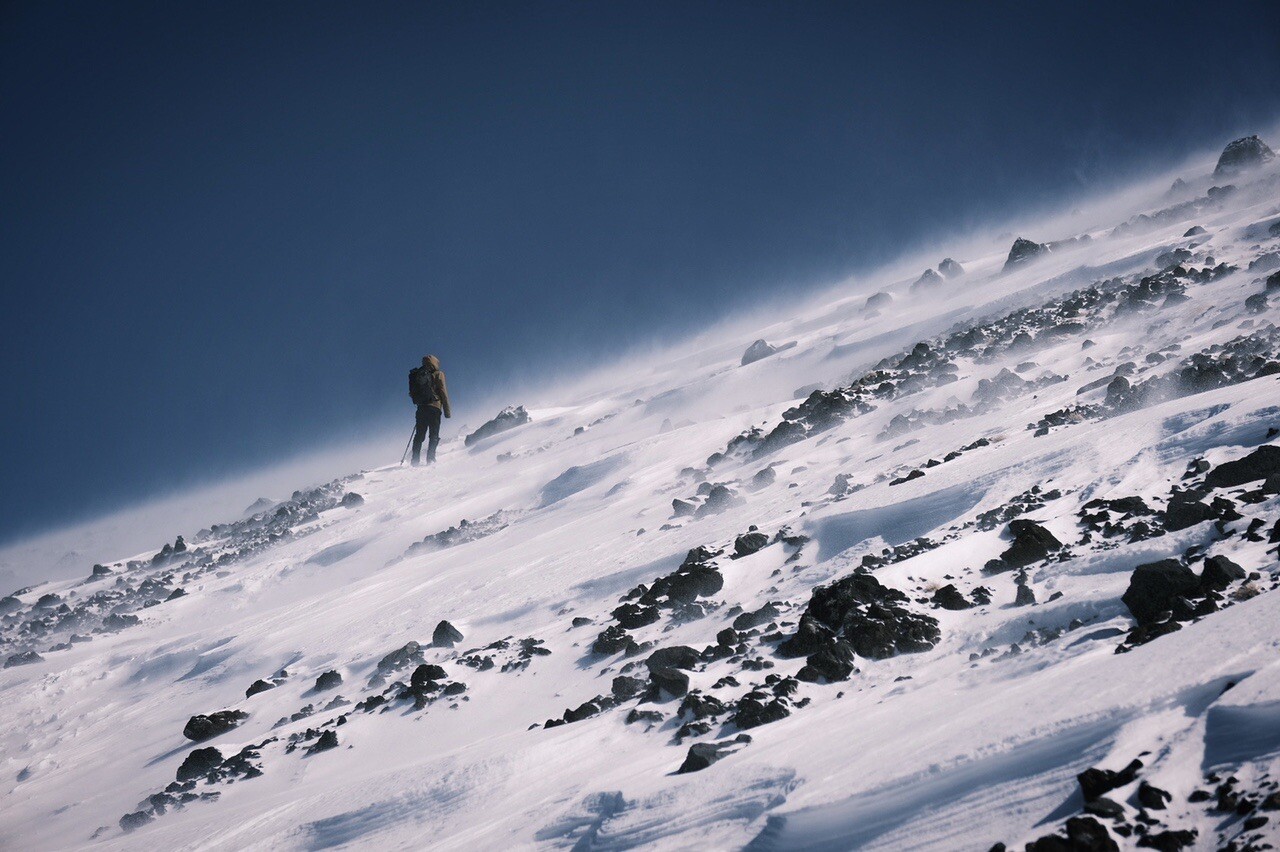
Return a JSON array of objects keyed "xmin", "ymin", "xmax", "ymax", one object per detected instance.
[{"xmin": 408, "ymin": 354, "xmax": 451, "ymax": 465}]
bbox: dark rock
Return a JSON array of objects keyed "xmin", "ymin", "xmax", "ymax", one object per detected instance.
[
  {"xmin": 672, "ymin": 498, "xmax": 698, "ymax": 517},
  {"xmin": 733, "ymin": 603, "xmax": 782, "ymax": 631},
  {"xmin": 750, "ymin": 467, "xmax": 777, "ymax": 490},
  {"xmin": 1204, "ymin": 445, "xmax": 1280, "ymax": 489},
  {"xmin": 245, "ymin": 679, "xmax": 276, "ymax": 699},
  {"xmin": 911, "ymin": 268, "xmax": 944, "ymax": 290},
  {"xmin": 1135, "ymin": 829, "xmax": 1196, "ymax": 851},
  {"xmin": 1083, "ymin": 796, "xmax": 1124, "ymax": 819},
  {"xmin": 677, "ymin": 742, "xmax": 726, "ymax": 773},
  {"xmin": 464, "ymin": 405, "xmax": 531, "ymax": 447},
  {"xmin": 1137, "ymin": 780, "xmax": 1172, "ymax": 810},
  {"xmin": 309, "ymin": 729, "xmax": 339, "ymax": 753},
  {"xmin": 864, "ymin": 292, "xmax": 893, "ymax": 311},
  {"xmin": 1164, "ymin": 493, "xmax": 1216, "ymax": 531},
  {"xmin": 4, "ymin": 651, "xmax": 44, "ymax": 668},
  {"xmin": 101, "ymin": 613, "xmax": 140, "ymax": 631},
  {"xmin": 432, "ymin": 620, "xmax": 464, "ymax": 648},
  {"xmin": 314, "ymin": 670, "xmax": 343, "ymax": 691},
  {"xmin": 0, "ymin": 595, "xmax": 21, "ymax": 615},
  {"xmin": 1014, "ymin": 582, "xmax": 1036, "ymax": 607},
  {"xmin": 646, "ymin": 646, "xmax": 700, "ymax": 671},
  {"xmin": 780, "ymin": 572, "xmax": 940, "ymax": 660},
  {"xmin": 938, "ymin": 258, "xmax": 964, "ymax": 278},
  {"xmin": 648, "ymin": 666, "xmax": 690, "ymax": 699},
  {"xmin": 931, "ymin": 584, "xmax": 972, "ymax": 610},
  {"xmin": 796, "ymin": 639, "xmax": 857, "ymax": 682},
  {"xmin": 1200, "ymin": 555, "xmax": 1246, "ymax": 591},
  {"xmin": 410, "ymin": 664, "xmax": 447, "ymax": 689},
  {"xmin": 697, "ymin": 485, "xmax": 738, "ymax": 516},
  {"xmin": 612, "ymin": 602, "xmax": 660, "ymax": 629},
  {"xmin": 733, "ymin": 531, "xmax": 770, "ymax": 558},
  {"xmin": 119, "ymin": 811, "xmax": 154, "ymax": 833},
  {"xmin": 339, "ymin": 492, "xmax": 364, "ymax": 508},
  {"xmin": 732, "ymin": 691, "xmax": 790, "ymax": 729},
  {"xmin": 1183, "ymin": 225, "xmax": 1207, "ymax": 237},
  {"xmin": 592, "ymin": 625, "xmax": 634, "ymax": 655},
  {"xmin": 741, "ymin": 339, "xmax": 779, "ymax": 366},
  {"xmin": 1003, "ymin": 237, "xmax": 1049, "ymax": 272},
  {"xmin": 376, "ymin": 641, "xmax": 424, "ymax": 673},
  {"xmin": 1122, "ymin": 560, "xmax": 1200, "ymax": 627},
  {"xmin": 183, "ymin": 710, "xmax": 249, "ymax": 742},
  {"xmin": 1214, "ymin": 135, "xmax": 1274, "ymax": 176},
  {"xmin": 1000, "ymin": 520, "xmax": 1062, "ymax": 568},
  {"xmin": 1077, "ymin": 759, "xmax": 1142, "ymax": 801},
  {"xmin": 176, "ymin": 747, "xmax": 223, "ymax": 781},
  {"xmin": 611, "ymin": 675, "xmax": 647, "ymax": 701}
]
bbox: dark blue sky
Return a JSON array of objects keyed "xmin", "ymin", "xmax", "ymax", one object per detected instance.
[{"xmin": 2, "ymin": 1, "xmax": 1279, "ymax": 543}]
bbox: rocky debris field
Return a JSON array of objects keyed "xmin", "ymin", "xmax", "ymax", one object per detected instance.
[{"xmin": 4, "ymin": 137, "xmax": 1280, "ymax": 851}]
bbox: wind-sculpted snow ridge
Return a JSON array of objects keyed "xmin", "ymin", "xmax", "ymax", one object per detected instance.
[{"xmin": 5, "ymin": 138, "xmax": 1280, "ymax": 851}]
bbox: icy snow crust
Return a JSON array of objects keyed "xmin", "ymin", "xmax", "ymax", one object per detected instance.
[{"xmin": 4, "ymin": 152, "xmax": 1280, "ymax": 851}]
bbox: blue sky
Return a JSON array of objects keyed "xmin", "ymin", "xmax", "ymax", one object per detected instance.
[{"xmin": 2, "ymin": 0, "xmax": 1279, "ymax": 543}]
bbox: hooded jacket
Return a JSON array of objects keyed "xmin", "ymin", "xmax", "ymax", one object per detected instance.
[{"xmin": 410, "ymin": 355, "xmax": 451, "ymax": 418}]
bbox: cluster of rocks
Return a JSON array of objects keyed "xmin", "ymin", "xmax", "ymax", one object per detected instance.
[
  {"xmin": 670, "ymin": 482, "xmax": 743, "ymax": 519},
  {"xmin": 910, "ymin": 257, "xmax": 965, "ymax": 290},
  {"xmin": 778, "ymin": 571, "xmax": 941, "ymax": 682},
  {"xmin": 1, "ymin": 478, "xmax": 358, "ymax": 666},
  {"xmin": 457, "ymin": 636, "xmax": 550, "ymax": 673},
  {"xmin": 405, "ymin": 510, "xmax": 518, "ymax": 557},
  {"xmin": 464, "ymin": 405, "xmax": 530, "ymax": 447},
  {"xmin": 118, "ymin": 737, "xmax": 274, "ymax": 834},
  {"xmin": 882, "ymin": 437, "xmax": 992, "ymax": 486}
]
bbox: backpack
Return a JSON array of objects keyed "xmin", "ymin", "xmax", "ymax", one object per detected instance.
[{"xmin": 409, "ymin": 367, "xmax": 438, "ymax": 405}]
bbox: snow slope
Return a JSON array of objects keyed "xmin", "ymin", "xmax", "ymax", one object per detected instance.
[{"xmin": 4, "ymin": 138, "xmax": 1280, "ymax": 851}]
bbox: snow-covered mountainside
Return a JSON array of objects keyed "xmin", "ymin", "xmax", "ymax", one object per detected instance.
[{"xmin": 5, "ymin": 136, "xmax": 1280, "ymax": 852}]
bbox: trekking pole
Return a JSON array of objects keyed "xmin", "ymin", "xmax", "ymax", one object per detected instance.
[{"xmin": 400, "ymin": 426, "xmax": 415, "ymax": 466}]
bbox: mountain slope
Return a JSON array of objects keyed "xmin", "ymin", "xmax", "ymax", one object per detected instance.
[{"xmin": 4, "ymin": 137, "xmax": 1280, "ymax": 851}]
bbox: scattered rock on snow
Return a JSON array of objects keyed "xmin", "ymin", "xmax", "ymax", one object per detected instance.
[
  {"xmin": 432, "ymin": 620, "xmax": 464, "ymax": 648},
  {"xmin": 183, "ymin": 710, "xmax": 249, "ymax": 742}
]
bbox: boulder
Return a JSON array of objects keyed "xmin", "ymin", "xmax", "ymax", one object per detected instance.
[
  {"xmin": 410, "ymin": 664, "xmax": 447, "ymax": 689},
  {"xmin": 911, "ymin": 268, "xmax": 944, "ymax": 290},
  {"xmin": 732, "ymin": 531, "xmax": 770, "ymax": 558},
  {"xmin": 931, "ymin": 584, "xmax": 972, "ymax": 610},
  {"xmin": 176, "ymin": 747, "xmax": 223, "ymax": 781},
  {"xmin": 1122, "ymin": 560, "xmax": 1199, "ymax": 626},
  {"xmin": 648, "ymin": 666, "xmax": 690, "ymax": 699},
  {"xmin": 864, "ymin": 292, "xmax": 893, "ymax": 312},
  {"xmin": 1003, "ymin": 237, "xmax": 1049, "ymax": 272},
  {"xmin": 314, "ymin": 670, "xmax": 343, "ymax": 691},
  {"xmin": 1077, "ymin": 759, "xmax": 1142, "ymax": 801},
  {"xmin": 339, "ymin": 492, "xmax": 364, "ymax": 508},
  {"xmin": 1164, "ymin": 493, "xmax": 1216, "ymax": 531},
  {"xmin": 1200, "ymin": 555, "xmax": 1246, "ymax": 591},
  {"xmin": 741, "ymin": 339, "xmax": 778, "ymax": 366},
  {"xmin": 677, "ymin": 742, "xmax": 726, "ymax": 773},
  {"xmin": 998, "ymin": 520, "xmax": 1062, "ymax": 568},
  {"xmin": 183, "ymin": 710, "xmax": 248, "ymax": 742},
  {"xmin": 1214, "ymin": 135, "xmax": 1274, "ymax": 177},
  {"xmin": 245, "ymin": 679, "xmax": 276, "ymax": 699},
  {"xmin": 732, "ymin": 691, "xmax": 790, "ymax": 729},
  {"xmin": 432, "ymin": 620, "xmax": 464, "ymax": 648},
  {"xmin": 4, "ymin": 651, "xmax": 43, "ymax": 668},
  {"xmin": 646, "ymin": 646, "xmax": 700, "ymax": 671},
  {"xmin": 464, "ymin": 405, "xmax": 531, "ymax": 447},
  {"xmin": 938, "ymin": 257, "xmax": 964, "ymax": 278},
  {"xmin": 1204, "ymin": 445, "xmax": 1280, "ymax": 489},
  {"xmin": 376, "ymin": 641, "xmax": 424, "ymax": 673},
  {"xmin": 732, "ymin": 602, "xmax": 781, "ymax": 631},
  {"xmin": 309, "ymin": 729, "xmax": 339, "ymax": 753}
]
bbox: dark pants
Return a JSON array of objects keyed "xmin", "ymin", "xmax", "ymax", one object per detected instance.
[{"xmin": 412, "ymin": 405, "xmax": 442, "ymax": 464}]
